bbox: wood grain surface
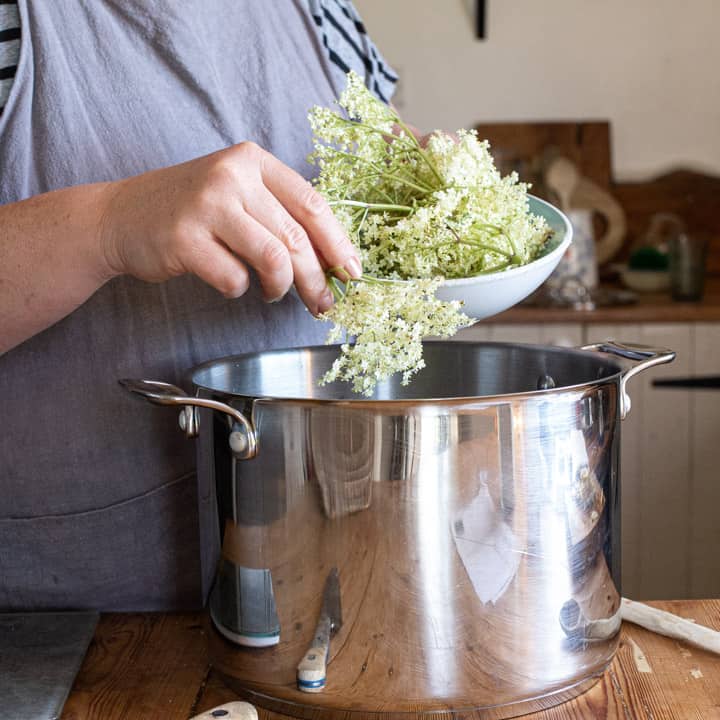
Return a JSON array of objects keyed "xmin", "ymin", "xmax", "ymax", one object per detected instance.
[
  {"xmin": 613, "ymin": 170, "xmax": 720, "ymax": 267},
  {"xmin": 474, "ymin": 121, "xmax": 613, "ymax": 191},
  {"xmin": 61, "ymin": 601, "xmax": 720, "ymax": 720},
  {"xmin": 60, "ymin": 614, "xmax": 209, "ymax": 720}
]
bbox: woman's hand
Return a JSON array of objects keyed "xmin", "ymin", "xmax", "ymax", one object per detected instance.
[
  {"xmin": 0, "ymin": 142, "xmax": 362, "ymax": 354},
  {"xmin": 100, "ymin": 142, "xmax": 362, "ymax": 315}
]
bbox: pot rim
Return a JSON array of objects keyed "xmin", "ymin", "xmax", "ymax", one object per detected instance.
[{"xmin": 186, "ymin": 341, "xmax": 628, "ymax": 406}]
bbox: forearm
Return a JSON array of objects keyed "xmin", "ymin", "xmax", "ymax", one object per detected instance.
[{"xmin": 0, "ymin": 183, "xmax": 117, "ymax": 354}]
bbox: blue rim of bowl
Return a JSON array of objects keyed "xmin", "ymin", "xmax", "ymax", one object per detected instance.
[{"xmin": 440, "ymin": 195, "xmax": 573, "ymax": 287}]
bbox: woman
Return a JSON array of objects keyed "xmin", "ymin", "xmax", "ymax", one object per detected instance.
[{"xmin": 0, "ymin": 0, "xmax": 397, "ymax": 611}]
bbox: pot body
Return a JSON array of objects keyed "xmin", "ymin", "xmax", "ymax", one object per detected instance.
[{"xmin": 185, "ymin": 343, "xmax": 631, "ymax": 718}]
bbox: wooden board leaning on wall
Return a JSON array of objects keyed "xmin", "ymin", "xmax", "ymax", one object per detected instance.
[
  {"xmin": 613, "ymin": 170, "xmax": 720, "ymax": 273},
  {"xmin": 475, "ymin": 121, "xmax": 720, "ymax": 273}
]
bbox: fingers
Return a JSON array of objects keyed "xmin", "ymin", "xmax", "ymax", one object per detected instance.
[
  {"xmin": 211, "ymin": 207, "xmax": 295, "ymax": 305},
  {"xmin": 182, "ymin": 230, "xmax": 251, "ymax": 300},
  {"xmin": 259, "ymin": 152, "xmax": 362, "ymax": 280},
  {"xmin": 165, "ymin": 143, "xmax": 362, "ymax": 311},
  {"xmin": 239, "ymin": 190, "xmax": 335, "ymax": 315}
]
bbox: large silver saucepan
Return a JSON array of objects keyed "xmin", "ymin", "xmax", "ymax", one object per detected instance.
[{"xmin": 121, "ymin": 340, "xmax": 674, "ymax": 719}]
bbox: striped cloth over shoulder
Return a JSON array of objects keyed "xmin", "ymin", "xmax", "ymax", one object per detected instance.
[
  {"xmin": 0, "ymin": 0, "xmax": 20, "ymax": 115},
  {"xmin": 309, "ymin": 0, "xmax": 397, "ymax": 103}
]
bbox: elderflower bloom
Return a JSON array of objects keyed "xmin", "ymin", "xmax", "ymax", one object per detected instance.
[
  {"xmin": 319, "ymin": 278, "xmax": 470, "ymax": 396},
  {"xmin": 307, "ymin": 71, "xmax": 552, "ymax": 394}
]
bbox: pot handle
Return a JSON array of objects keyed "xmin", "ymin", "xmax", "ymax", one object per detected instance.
[
  {"xmin": 119, "ymin": 379, "xmax": 257, "ymax": 458},
  {"xmin": 580, "ymin": 340, "xmax": 676, "ymax": 419}
]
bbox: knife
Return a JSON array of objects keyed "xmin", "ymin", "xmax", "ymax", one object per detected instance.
[{"xmin": 296, "ymin": 567, "xmax": 342, "ymax": 693}]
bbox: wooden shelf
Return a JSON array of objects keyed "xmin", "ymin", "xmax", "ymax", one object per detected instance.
[{"xmin": 487, "ymin": 279, "xmax": 720, "ymax": 324}]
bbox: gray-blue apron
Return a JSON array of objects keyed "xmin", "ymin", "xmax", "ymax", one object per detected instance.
[{"xmin": 0, "ymin": 0, "xmax": 384, "ymax": 611}]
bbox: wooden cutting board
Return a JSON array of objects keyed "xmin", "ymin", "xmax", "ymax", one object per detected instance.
[{"xmin": 474, "ymin": 120, "xmax": 612, "ymax": 190}]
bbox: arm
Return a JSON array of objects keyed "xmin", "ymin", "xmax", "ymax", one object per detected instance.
[
  {"xmin": 0, "ymin": 142, "xmax": 362, "ymax": 355},
  {"xmin": 0, "ymin": 182, "xmax": 116, "ymax": 353}
]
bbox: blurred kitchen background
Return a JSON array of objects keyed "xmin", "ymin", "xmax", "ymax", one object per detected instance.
[{"xmin": 356, "ymin": 0, "xmax": 720, "ymax": 601}]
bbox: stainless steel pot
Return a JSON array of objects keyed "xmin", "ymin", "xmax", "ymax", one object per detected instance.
[{"xmin": 122, "ymin": 340, "xmax": 674, "ymax": 719}]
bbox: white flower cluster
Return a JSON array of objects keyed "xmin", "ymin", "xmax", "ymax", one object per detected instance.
[
  {"xmin": 319, "ymin": 277, "xmax": 470, "ymax": 396},
  {"xmin": 308, "ymin": 71, "xmax": 551, "ymax": 395}
]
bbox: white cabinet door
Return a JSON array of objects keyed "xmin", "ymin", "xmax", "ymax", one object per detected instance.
[
  {"xmin": 455, "ymin": 323, "xmax": 583, "ymax": 347},
  {"xmin": 689, "ymin": 323, "xmax": 720, "ymax": 598},
  {"xmin": 586, "ymin": 324, "xmax": 693, "ymax": 600}
]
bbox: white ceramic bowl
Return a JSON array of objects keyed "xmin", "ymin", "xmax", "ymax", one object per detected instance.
[{"xmin": 435, "ymin": 195, "xmax": 573, "ymax": 321}]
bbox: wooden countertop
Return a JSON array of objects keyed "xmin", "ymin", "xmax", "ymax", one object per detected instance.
[
  {"xmin": 486, "ymin": 279, "xmax": 720, "ymax": 324},
  {"xmin": 61, "ymin": 600, "xmax": 720, "ymax": 720}
]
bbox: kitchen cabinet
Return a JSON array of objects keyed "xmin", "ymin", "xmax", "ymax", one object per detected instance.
[
  {"xmin": 452, "ymin": 321, "xmax": 720, "ymax": 601},
  {"xmin": 455, "ymin": 322, "xmax": 583, "ymax": 347}
]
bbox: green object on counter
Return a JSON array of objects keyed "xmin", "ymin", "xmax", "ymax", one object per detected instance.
[{"xmin": 629, "ymin": 246, "xmax": 670, "ymax": 271}]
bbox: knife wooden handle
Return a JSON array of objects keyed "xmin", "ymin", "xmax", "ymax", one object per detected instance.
[
  {"xmin": 297, "ymin": 615, "xmax": 332, "ymax": 692},
  {"xmin": 190, "ymin": 701, "xmax": 258, "ymax": 720}
]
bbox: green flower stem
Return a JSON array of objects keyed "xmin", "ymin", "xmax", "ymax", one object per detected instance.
[
  {"xmin": 332, "ymin": 116, "xmax": 435, "ymax": 165},
  {"xmin": 389, "ymin": 112, "xmax": 445, "ymax": 186},
  {"xmin": 356, "ymin": 274, "xmax": 403, "ymax": 285},
  {"xmin": 455, "ymin": 239, "xmax": 514, "ymax": 259},
  {"xmin": 331, "ymin": 116, "xmax": 400, "ymax": 139},
  {"xmin": 497, "ymin": 228, "xmax": 521, "ymax": 262},
  {"xmin": 326, "ymin": 275, "xmax": 346, "ymax": 302},
  {"xmin": 357, "ymin": 206, "xmax": 370, "ymax": 234},
  {"xmin": 348, "ymin": 172, "xmax": 408, "ymax": 195},
  {"xmin": 319, "ymin": 117, "xmax": 443, "ymax": 193},
  {"xmin": 470, "ymin": 261, "xmax": 511, "ymax": 275},
  {"xmin": 324, "ymin": 266, "xmax": 408, "ymax": 291},
  {"xmin": 323, "ymin": 148, "xmax": 435, "ymax": 195},
  {"xmin": 470, "ymin": 222, "xmax": 504, "ymax": 235},
  {"xmin": 377, "ymin": 169, "xmax": 431, "ymax": 197},
  {"xmin": 329, "ymin": 200, "xmax": 414, "ymax": 214},
  {"xmin": 326, "ymin": 266, "xmax": 352, "ymax": 282},
  {"xmin": 354, "ymin": 184, "xmax": 396, "ymax": 204},
  {"xmin": 374, "ymin": 171, "xmax": 433, "ymax": 195},
  {"xmin": 445, "ymin": 223, "xmax": 513, "ymax": 259}
]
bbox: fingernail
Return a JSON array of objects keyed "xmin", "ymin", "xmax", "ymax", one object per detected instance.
[
  {"xmin": 346, "ymin": 256, "xmax": 362, "ymax": 279},
  {"xmin": 317, "ymin": 288, "xmax": 334, "ymax": 314},
  {"xmin": 265, "ymin": 292, "xmax": 287, "ymax": 304},
  {"xmin": 224, "ymin": 280, "xmax": 249, "ymax": 299}
]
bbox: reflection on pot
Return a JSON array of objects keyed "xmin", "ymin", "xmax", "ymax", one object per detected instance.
[{"xmin": 208, "ymin": 384, "xmax": 622, "ymax": 715}]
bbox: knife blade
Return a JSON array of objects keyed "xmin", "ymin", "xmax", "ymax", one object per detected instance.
[{"xmin": 296, "ymin": 567, "xmax": 342, "ymax": 692}]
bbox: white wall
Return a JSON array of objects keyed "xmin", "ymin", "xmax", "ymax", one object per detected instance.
[{"xmin": 355, "ymin": 0, "xmax": 720, "ymax": 181}]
